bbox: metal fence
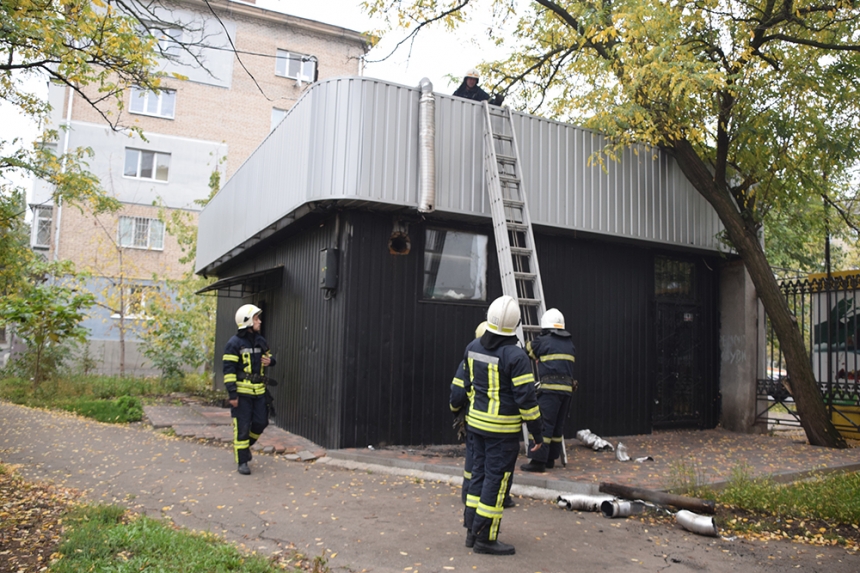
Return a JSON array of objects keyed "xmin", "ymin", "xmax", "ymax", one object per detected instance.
[{"xmin": 758, "ymin": 273, "xmax": 860, "ymax": 439}]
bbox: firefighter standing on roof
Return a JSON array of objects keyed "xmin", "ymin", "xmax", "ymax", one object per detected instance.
[
  {"xmin": 521, "ymin": 308, "xmax": 577, "ymax": 473},
  {"xmin": 450, "ymin": 295, "xmax": 543, "ymax": 556},
  {"xmin": 223, "ymin": 304, "xmax": 276, "ymax": 475}
]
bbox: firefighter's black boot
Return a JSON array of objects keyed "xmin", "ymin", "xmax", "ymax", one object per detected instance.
[
  {"xmin": 545, "ymin": 459, "xmax": 555, "ymax": 469},
  {"xmin": 237, "ymin": 463, "xmax": 251, "ymax": 475},
  {"xmin": 473, "ymin": 539, "xmax": 516, "ymax": 555},
  {"xmin": 503, "ymin": 496, "xmax": 516, "ymax": 508},
  {"xmin": 520, "ymin": 460, "xmax": 546, "ymax": 473},
  {"xmin": 465, "ymin": 530, "xmax": 476, "ymax": 548}
]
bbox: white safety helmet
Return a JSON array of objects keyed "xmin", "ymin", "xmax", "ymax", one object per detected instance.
[
  {"xmin": 235, "ymin": 304, "xmax": 262, "ymax": 330},
  {"xmin": 464, "ymin": 68, "xmax": 480, "ymax": 80},
  {"xmin": 485, "ymin": 295, "xmax": 520, "ymax": 337},
  {"xmin": 475, "ymin": 321, "xmax": 488, "ymax": 339},
  {"xmin": 541, "ymin": 308, "xmax": 565, "ymax": 330}
]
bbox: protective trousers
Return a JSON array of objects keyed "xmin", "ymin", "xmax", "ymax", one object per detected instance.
[
  {"xmin": 461, "ymin": 435, "xmax": 473, "ymax": 504},
  {"xmin": 527, "ymin": 392, "xmax": 571, "ymax": 464},
  {"xmin": 232, "ymin": 394, "xmax": 268, "ymax": 465},
  {"xmin": 464, "ymin": 433, "xmax": 519, "ymax": 542}
]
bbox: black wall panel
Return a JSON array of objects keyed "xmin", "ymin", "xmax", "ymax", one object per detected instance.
[{"xmin": 211, "ymin": 210, "xmax": 720, "ymax": 449}]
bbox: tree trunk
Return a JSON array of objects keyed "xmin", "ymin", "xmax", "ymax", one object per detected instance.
[{"xmin": 672, "ymin": 139, "xmax": 846, "ymax": 448}]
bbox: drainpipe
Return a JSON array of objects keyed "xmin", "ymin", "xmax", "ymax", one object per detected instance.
[
  {"xmin": 417, "ymin": 78, "xmax": 435, "ymax": 213},
  {"xmin": 53, "ymin": 85, "xmax": 74, "ymax": 261}
]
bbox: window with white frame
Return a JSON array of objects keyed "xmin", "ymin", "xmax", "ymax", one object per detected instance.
[
  {"xmin": 130, "ymin": 87, "xmax": 176, "ymax": 118},
  {"xmin": 123, "ymin": 148, "xmax": 170, "ymax": 181},
  {"xmin": 118, "ymin": 216, "xmax": 165, "ymax": 250},
  {"xmin": 271, "ymin": 107, "xmax": 287, "ymax": 131},
  {"xmin": 32, "ymin": 205, "xmax": 53, "ymax": 249},
  {"xmin": 112, "ymin": 285, "xmax": 155, "ymax": 319},
  {"xmin": 275, "ymin": 50, "xmax": 315, "ymax": 82},
  {"xmin": 423, "ymin": 228, "xmax": 488, "ymax": 302},
  {"xmin": 138, "ymin": 22, "xmax": 183, "ymax": 58}
]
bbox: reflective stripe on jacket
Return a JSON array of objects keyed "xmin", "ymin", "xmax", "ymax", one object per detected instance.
[
  {"xmin": 454, "ymin": 337, "xmax": 542, "ymax": 441},
  {"xmin": 527, "ymin": 330, "xmax": 576, "ymax": 393},
  {"xmin": 223, "ymin": 331, "xmax": 276, "ymax": 398}
]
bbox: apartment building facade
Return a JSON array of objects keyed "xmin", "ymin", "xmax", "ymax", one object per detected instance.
[{"xmin": 30, "ymin": 0, "xmax": 369, "ymax": 375}]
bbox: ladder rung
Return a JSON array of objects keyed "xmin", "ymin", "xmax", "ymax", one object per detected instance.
[
  {"xmin": 496, "ymin": 154, "xmax": 516, "ymax": 164},
  {"xmin": 518, "ymin": 298, "xmax": 542, "ymax": 307},
  {"xmin": 510, "ymin": 247, "xmax": 532, "ymax": 257},
  {"xmin": 506, "ymin": 222, "xmax": 529, "ymax": 232},
  {"xmin": 489, "ymin": 108, "xmax": 507, "ymax": 118},
  {"xmin": 494, "ymin": 133, "xmax": 513, "ymax": 142},
  {"xmin": 499, "ymin": 175, "xmax": 520, "ymax": 185},
  {"xmin": 514, "ymin": 272, "xmax": 537, "ymax": 281},
  {"xmin": 502, "ymin": 199, "xmax": 524, "ymax": 208},
  {"xmin": 521, "ymin": 325, "xmax": 542, "ymax": 332}
]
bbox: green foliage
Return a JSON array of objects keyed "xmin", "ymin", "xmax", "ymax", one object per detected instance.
[
  {"xmin": 721, "ymin": 467, "xmax": 860, "ymax": 525},
  {"xmin": 54, "ymin": 505, "xmax": 283, "ymax": 573},
  {"xmin": 139, "ymin": 180, "xmax": 219, "ymax": 380},
  {"xmin": 59, "ymin": 395, "xmax": 143, "ymax": 423},
  {"xmin": 0, "ymin": 267, "xmax": 94, "ymax": 386}
]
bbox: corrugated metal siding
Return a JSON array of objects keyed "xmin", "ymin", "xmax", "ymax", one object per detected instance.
[
  {"xmin": 210, "ymin": 212, "xmax": 720, "ymax": 447},
  {"xmin": 197, "ymin": 76, "xmax": 725, "ymax": 274},
  {"xmin": 535, "ymin": 234, "xmax": 655, "ymax": 436},
  {"xmin": 339, "ymin": 212, "xmax": 497, "ymax": 448},
  {"xmin": 210, "ymin": 217, "xmax": 347, "ymax": 448}
]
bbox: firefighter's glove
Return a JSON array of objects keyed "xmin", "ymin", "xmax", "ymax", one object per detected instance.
[
  {"xmin": 452, "ymin": 410, "xmax": 467, "ymax": 442},
  {"xmin": 571, "ymin": 379, "xmax": 579, "ymax": 393}
]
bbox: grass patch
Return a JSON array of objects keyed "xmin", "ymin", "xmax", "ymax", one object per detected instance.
[
  {"xmin": 720, "ymin": 467, "xmax": 860, "ymax": 524},
  {"xmin": 58, "ymin": 395, "xmax": 143, "ymax": 423},
  {"xmin": 663, "ymin": 461, "xmax": 859, "ymax": 550},
  {"xmin": 52, "ymin": 504, "xmax": 289, "ymax": 573},
  {"xmin": 0, "ymin": 372, "xmax": 221, "ymax": 423}
]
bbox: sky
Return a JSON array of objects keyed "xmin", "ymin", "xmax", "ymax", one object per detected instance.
[{"xmin": 1, "ymin": 0, "xmax": 504, "ymax": 204}]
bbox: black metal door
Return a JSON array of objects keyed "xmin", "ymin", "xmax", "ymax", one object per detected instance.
[{"xmin": 653, "ymin": 302, "xmax": 705, "ymax": 427}]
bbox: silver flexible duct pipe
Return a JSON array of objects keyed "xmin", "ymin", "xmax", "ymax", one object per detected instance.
[
  {"xmin": 676, "ymin": 510, "xmax": 719, "ymax": 536},
  {"xmin": 557, "ymin": 494, "xmax": 615, "ymax": 512},
  {"xmin": 600, "ymin": 500, "xmax": 645, "ymax": 518},
  {"xmin": 417, "ymin": 78, "xmax": 436, "ymax": 213}
]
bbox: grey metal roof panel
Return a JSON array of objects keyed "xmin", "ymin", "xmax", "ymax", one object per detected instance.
[{"xmin": 196, "ymin": 76, "xmax": 725, "ymax": 274}]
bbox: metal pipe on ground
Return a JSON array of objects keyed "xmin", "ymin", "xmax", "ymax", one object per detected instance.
[
  {"xmin": 557, "ymin": 494, "xmax": 615, "ymax": 512},
  {"xmin": 676, "ymin": 510, "xmax": 719, "ymax": 537},
  {"xmin": 600, "ymin": 500, "xmax": 645, "ymax": 518},
  {"xmin": 599, "ymin": 482, "xmax": 716, "ymax": 515}
]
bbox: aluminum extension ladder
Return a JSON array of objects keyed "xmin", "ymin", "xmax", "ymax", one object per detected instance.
[
  {"xmin": 482, "ymin": 103, "xmax": 569, "ymax": 465},
  {"xmin": 482, "ymin": 102, "xmax": 547, "ymax": 343}
]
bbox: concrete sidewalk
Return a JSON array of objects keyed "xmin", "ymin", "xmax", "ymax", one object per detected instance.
[
  {"xmin": 2, "ymin": 400, "xmax": 858, "ymax": 573},
  {"xmin": 145, "ymin": 398, "xmax": 860, "ymax": 496}
]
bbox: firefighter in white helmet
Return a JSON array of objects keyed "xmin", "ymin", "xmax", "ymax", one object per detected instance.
[
  {"xmin": 223, "ymin": 303, "xmax": 277, "ymax": 475},
  {"xmin": 521, "ymin": 308, "xmax": 577, "ymax": 473},
  {"xmin": 450, "ymin": 295, "xmax": 543, "ymax": 556},
  {"xmin": 450, "ymin": 321, "xmax": 514, "ymax": 509},
  {"xmin": 453, "ymin": 67, "xmax": 490, "ymax": 102}
]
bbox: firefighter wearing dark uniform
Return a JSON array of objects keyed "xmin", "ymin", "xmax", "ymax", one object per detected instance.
[
  {"xmin": 451, "ymin": 321, "xmax": 516, "ymax": 508},
  {"xmin": 223, "ymin": 304, "xmax": 276, "ymax": 475},
  {"xmin": 521, "ymin": 308, "xmax": 576, "ymax": 473},
  {"xmin": 453, "ymin": 68, "xmax": 490, "ymax": 102},
  {"xmin": 450, "ymin": 295, "xmax": 543, "ymax": 556}
]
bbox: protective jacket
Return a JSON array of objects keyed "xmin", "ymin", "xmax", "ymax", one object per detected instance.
[
  {"xmin": 453, "ymin": 81, "xmax": 490, "ymax": 102},
  {"xmin": 451, "ymin": 333, "xmax": 542, "ymax": 442},
  {"xmin": 223, "ymin": 330, "xmax": 276, "ymax": 400},
  {"xmin": 527, "ymin": 330, "xmax": 576, "ymax": 393}
]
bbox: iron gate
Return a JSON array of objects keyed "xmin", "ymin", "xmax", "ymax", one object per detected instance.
[{"xmin": 758, "ymin": 273, "xmax": 860, "ymax": 439}]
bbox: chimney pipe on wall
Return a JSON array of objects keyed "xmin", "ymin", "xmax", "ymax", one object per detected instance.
[{"xmin": 417, "ymin": 78, "xmax": 436, "ymax": 213}]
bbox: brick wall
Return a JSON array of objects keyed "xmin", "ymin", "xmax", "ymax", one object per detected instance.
[{"xmin": 57, "ymin": 204, "xmax": 197, "ymax": 281}]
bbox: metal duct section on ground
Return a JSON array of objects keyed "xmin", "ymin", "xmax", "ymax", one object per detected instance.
[
  {"xmin": 557, "ymin": 494, "xmax": 615, "ymax": 512},
  {"xmin": 676, "ymin": 510, "xmax": 719, "ymax": 536},
  {"xmin": 417, "ymin": 78, "xmax": 436, "ymax": 213}
]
